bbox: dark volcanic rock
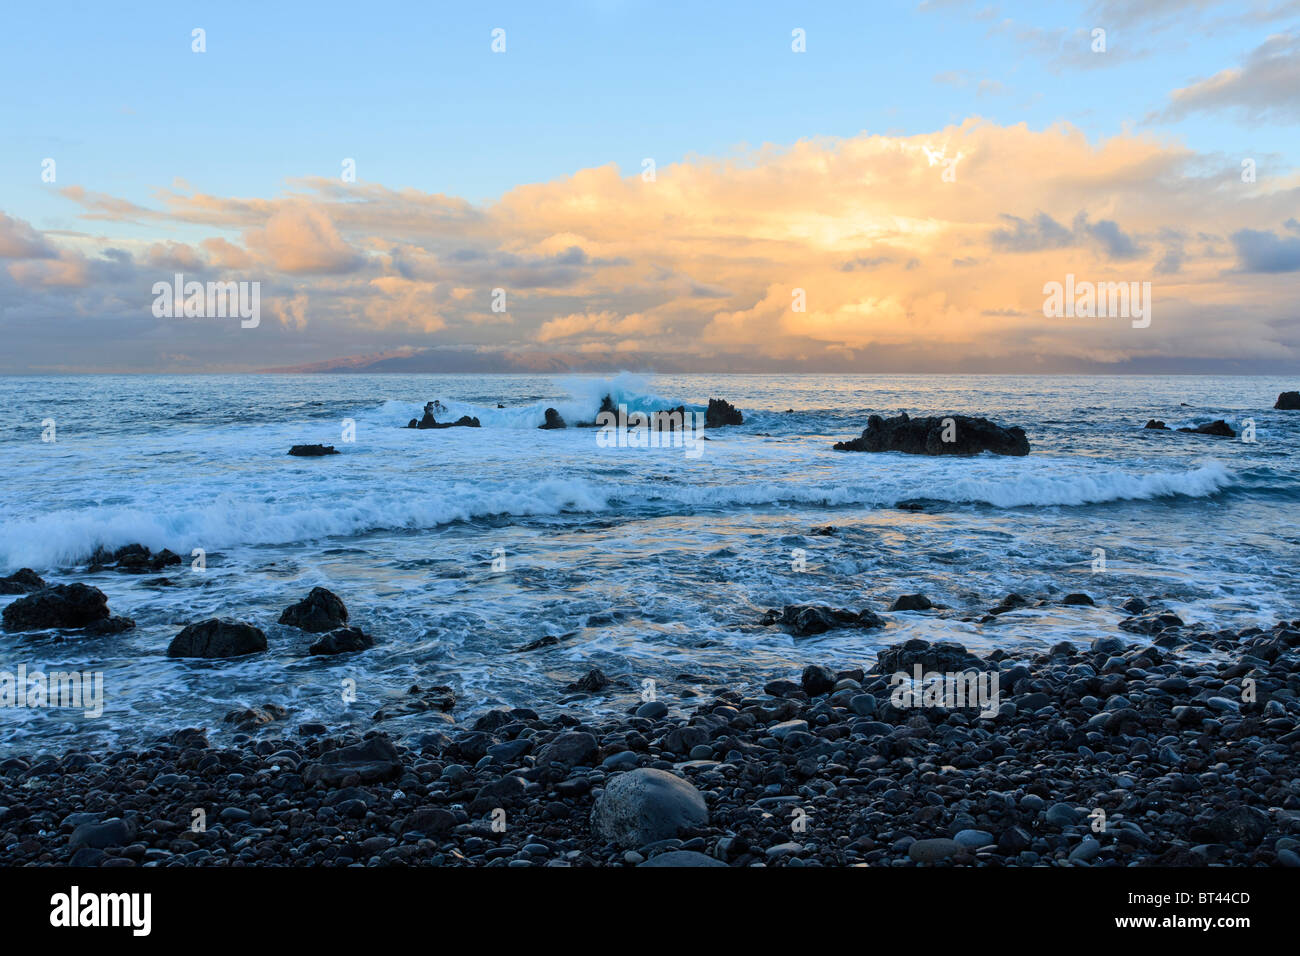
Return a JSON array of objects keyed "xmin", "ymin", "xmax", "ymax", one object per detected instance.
[
  {"xmin": 0, "ymin": 569, "xmax": 46, "ymax": 595},
  {"xmin": 800, "ymin": 664, "xmax": 837, "ymax": 696},
  {"xmin": 2, "ymin": 584, "xmax": 111, "ymax": 631},
  {"xmin": 1177, "ymin": 420, "xmax": 1235, "ymax": 437},
  {"xmin": 539, "ymin": 407, "xmax": 566, "ymax": 429},
  {"xmin": 1274, "ymin": 391, "xmax": 1300, "ymax": 410},
  {"xmin": 704, "ymin": 398, "xmax": 743, "ymax": 427},
  {"xmin": 308, "ymin": 627, "xmax": 374, "ymax": 655},
  {"xmin": 1144, "ymin": 420, "xmax": 1169, "ymax": 430},
  {"xmin": 302, "ymin": 736, "xmax": 403, "ymax": 786},
  {"xmin": 1119, "ymin": 610, "xmax": 1185, "ymax": 635},
  {"xmin": 88, "ymin": 544, "xmax": 181, "ymax": 573},
  {"xmin": 890, "ymin": 593, "xmax": 933, "ymax": 612},
  {"xmin": 567, "ymin": 668, "xmax": 612, "ymax": 692},
  {"xmin": 287, "ymin": 444, "xmax": 339, "ymax": 457},
  {"xmin": 223, "ymin": 703, "xmax": 288, "ymax": 730},
  {"xmin": 834, "ymin": 412, "xmax": 1029, "ymax": 456},
  {"xmin": 279, "ymin": 587, "xmax": 349, "ymax": 633},
  {"xmin": 1200, "ymin": 806, "xmax": 1269, "ymax": 845},
  {"xmin": 761, "ymin": 604, "xmax": 886, "ymax": 636},
  {"xmin": 167, "ymin": 619, "xmax": 267, "ymax": 658},
  {"xmin": 874, "ymin": 638, "xmax": 987, "ymax": 674},
  {"xmin": 408, "ymin": 402, "xmax": 480, "ymax": 429},
  {"xmin": 1062, "ymin": 592, "xmax": 1095, "ymax": 606},
  {"xmin": 534, "ymin": 731, "xmax": 598, "ymax": 769}
]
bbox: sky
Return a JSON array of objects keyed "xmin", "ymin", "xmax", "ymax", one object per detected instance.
[{"xmin": 0, "ymin": 0, "xmax": 1298, "ymax": 373}]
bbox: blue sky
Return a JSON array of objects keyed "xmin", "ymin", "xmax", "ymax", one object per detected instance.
[
  {"xmin": 0, "ymin": 0, "xmax": 1297, "ymax": 372},
  {"xmin": 4, "ymin": 0, "xmax": 1295, "ymax": 234}
]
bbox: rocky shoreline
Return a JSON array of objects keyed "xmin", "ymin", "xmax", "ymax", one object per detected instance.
[{"xmin": 2, "ymin": 612, "xmax": 1297, "ymax": 868}]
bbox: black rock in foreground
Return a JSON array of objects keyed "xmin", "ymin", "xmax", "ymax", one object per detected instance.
[
  {"xmin": 1276, "ymin": 391, "xmax": 1300, "ymax": 410},
  {"xmin": 705, "ymin": 398, "xmax": 743, "ymax": 427},
  {"xmin": 2, "ymin": 583, "xmax": 113, "ymax": 631},
  {"xmin": 834, "ymin": 413, "xmax": 1030, "ymax": 456},
  {"xmin": 2, "ymin": 618, "xmax": 1297, "ymax": 867},
  {"xmin": 167, "ymin": 618, "xmax": 267, "ymax": 658}
]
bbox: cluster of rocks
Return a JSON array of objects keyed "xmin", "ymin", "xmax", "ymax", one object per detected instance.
[
  {"xmin": 834, "ymin": 413, "xmax": 1030, "ymax": 456},
  {"xmin": 539, "ymin": 396, "xmax": 744, "ymax": 430},
  {"xmin": 407, "ymin": 402, "xmax": 481, "ymax": 430},
  {"xmin": 88, "ymin": 543, "xmax": 182, "ymax": 573},
  {"xmin": 2, "ymin": 615, "xmax": 1296, "ymax": 868},
  {"xmin": 0, "ymin": 577, "xmax": 372, "ymax": 660},
  {"xmin": 1144, "ymin": 419, "xmax": 1236, "ymax": 437}
]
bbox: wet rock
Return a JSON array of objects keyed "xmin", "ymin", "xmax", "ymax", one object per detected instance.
[
  {"xmin": 1062, "ymin": 593, "xmax": 1095, "ymax": 606},
  {"xmin": 591, "ymin": 768, "xmax": 709, "ymax": 848},
  {"xmin": 167, "ymin": 619, "xmax": 267, "ymax": 658},
  {"xmin": 800, "ymin": 664, "xmax": 836, "ymax": 696},
  {"xmin": 287, "ymin": 444, "xmax": 339, "ymax": 456},
  {"xmin": 408, "ymin": 402, "xmax": 481, "ymax": 429},
  {"xmin": 308, "ymin": 627, "xmax": 374, "ymax": 655},
  {"xmin": 567, "ymin": 668, "xmax": 612, "ymax": 692},
  {"xmin": 279, "ymin": 587, "xmax": 349, "ymax": 633},
  {"xmin": 1144, "ymin": 420, "xmax": 1169, "ymax": 430},
  {"xmin": 534, "ymin": 732, "xmax": 598, "ymax": 769},
  {"xmin": 0, "ymin": 569, "xmax": 46, "ymax": 595},
  {"xmin": 1276, "ymin": 391, "xmax": 1300, "ymax": 410},
  {"xmin": 69, "ymin": 818, "xmax": 135, "ymax": 852},
  {"xmin": 2, "ymin": 584, "xmax": 111, "ymax": 631},
  {"xmin": 1120, "ymin": 610, "xmax": 1184, "ymax": 635},
  {"xmin": 539, "ymin": 408, "xmax": 566, "ymax": 429},
  {"xmin": 890, "ymin": 594, "xmax": 933, "ymax": 611},
  {"xmin": 1177, "ymin": 420, "xmax": 1235, "ymax": 437},
  {"xmin": 874, "ymin": 638, "xmax": 987, "ymax": 674},
  {"xmin": 223, "ymin": 704, "xmax": 288, "ymax": 730},
  {"xmin": 760, "ymin": 604, "xmax": 885, "ymax": 636},
  {"xmin": 704, "ymin": 398, "xmax": 743, "ymax": 427},
  {"xmin": 908, "ymin": 838, "xmax": 963, "ymax": 863},
  {"xmin": 834, "ymin": 412, "xmax": 1029, "ymax": 456}
]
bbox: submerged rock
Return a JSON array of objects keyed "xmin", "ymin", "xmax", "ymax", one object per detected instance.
[
  {"xmin": 2, "ymin": 584, "xmax": 112, "ymax": 632},
  {"xmin": 1177, "ymin": 420, "xmax": 1235, "ymax": 437},
  {"xmin": 279, "ymin": 587, "xmax": 349, "ymax": 633},
  {"xmin": 308, "ymin": 626, "xmax": 374, "ymax": 655},
  {"xmin": 760, "ymin": 604, "xmax": 886, "ymax": 636},
  {"xmin": 167, "ymin": 619, "xmax": 267, "ymax": 658},
  {"xmin": 834, "ymin": 412, "xmax": 1030, "ymax": 456},
  {"xmin": 287, "ymin": 444, "xmax": 339, "ymax": 457}
]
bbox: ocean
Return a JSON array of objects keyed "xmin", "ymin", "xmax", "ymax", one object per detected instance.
[{"xmin": 1, "ymin": 372, "xmax": 1296, "ymax": 752}]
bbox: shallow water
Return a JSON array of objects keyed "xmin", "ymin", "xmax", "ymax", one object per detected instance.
[{"xmin": 1, "ymin": 372, "xmax": 1296, "ymax": 753}]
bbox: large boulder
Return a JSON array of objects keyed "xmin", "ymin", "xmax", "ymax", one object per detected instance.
[
  {"xmin": 279, "ymin": 587, "xmax": 348, "ymax": 633},
  {"xmin": 533, "ymin": 731, "xmax": 599, "ymax": 769},
  {"xmin": 704, "ymin": 398, "xmax": 743, "ymax": 427},
  {"xmin": 167, "ymin": 619, "xmax": 267, "ymax": 658},
  {"xmin": 2, "ymin": 584, "xmax": 110, "ymax": 631},
  {"xmin": 538, "ymin": 408, "xmax": 566, "ymax": 430},
  {"xmin": 1177, "ymin": 420, "xmax": 1235, "ymax": 437},
  {"xmin": 760, "ymin": 604, "xmax": 885, "ymax": 636},
  {"xmin": 873, "ymin": 638, "xmax": 988, "ymax": 675},
  {"xmin": 0, "ymin": 568, "xmax": 46, "ymax": 595},
  {"xmin": 834, "ymin": 412, "xmax": 1029, "ymax": 456},
  {"xmin": 1275, "ymin": 391, "xmax": 1300, "ymax": 410},
  {"xmin": 302, "ymin": 736, "xmax": 403, "ymax": 786},
  {"xmin": 591, "ymin": 768, "xmax": 709, "ymax": 848}
]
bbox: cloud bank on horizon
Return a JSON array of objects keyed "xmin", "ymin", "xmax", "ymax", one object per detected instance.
[{"xmin": 1, "ymin": 0, "xmax": 1298, "ymax": 373}]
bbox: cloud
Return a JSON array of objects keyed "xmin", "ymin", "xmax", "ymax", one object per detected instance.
[
  {"xmin": 3, "ymin": 118, "xmax": 1300, "ymax": 371},
  {"xmin": 1231, "ymin": 227, "xmax": 1300, "ymax": 271},
  {"xmin": 1159, "ymin": 31, "xmax": 1300, "ymax": 123}
]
